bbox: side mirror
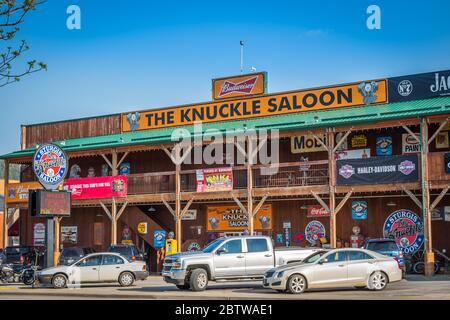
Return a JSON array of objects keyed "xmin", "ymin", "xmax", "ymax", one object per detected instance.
[
  {"xmin": 217, "ymin": 248, "xmax": 227, "ymax": 255},
  {"xmin": 318, "ymin": 259, "xmax": 325, "ymax": 265}
]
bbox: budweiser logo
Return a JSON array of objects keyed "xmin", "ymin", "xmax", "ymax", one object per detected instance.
[{"xmin": 218, "ymin": 76, "xmax": 258, "ymax": 97}]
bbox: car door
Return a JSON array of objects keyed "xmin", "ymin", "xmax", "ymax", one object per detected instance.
[
  {"xmin": 72, "ymin": 255, "xmax": 102, "ymax": 283},
  {"xmin": 346, "ymin": 250, "xmax": 376, "ymax": 285},
  {"xmin": 245, "ymin": 238, "xmax": 274, "ymax": 276},
  {"xmin": 213, "ymin": 239, "xmax": 246, "ymax": 278},
  {"xmin": 310, "ymin": 251, "xmax": 348, "ymax": 288},
  {"xmin": 99, "ymin": 255, "xmax": 126, "ymax": 282}
]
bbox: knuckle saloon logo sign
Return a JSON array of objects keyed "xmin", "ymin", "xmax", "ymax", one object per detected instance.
[
  {"xmin": 207, "ymin": 204, "xmax": 272, "ymax": 231},
  {"xmin": 33, "ymin": 144, "xmax": 68, "ymax": 190},
  {"xmin": 121, "ymin": 79, "xmax": 388, "ymax": 132},
  {"xmin": 383, "ymin": 209, "xmax": 424, "ymax": 254}
]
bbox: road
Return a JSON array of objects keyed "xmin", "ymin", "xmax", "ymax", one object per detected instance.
[{"xmin": 0, "ymin": 275, "xmax": 449, "ymax": 300}]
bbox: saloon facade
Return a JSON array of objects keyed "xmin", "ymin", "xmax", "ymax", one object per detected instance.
[{"xmin": 2, "ymin": 70, "xmax": 450, "ymax": 274}]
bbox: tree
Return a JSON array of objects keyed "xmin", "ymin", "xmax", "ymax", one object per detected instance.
[{"xmin": 1, "ymin": 0, "xmax": 46, "ymax": 88}]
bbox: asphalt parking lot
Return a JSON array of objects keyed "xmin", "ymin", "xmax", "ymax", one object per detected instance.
[{"xmin": 0, "ymin": 274, "xmax": 449, "ymax": 300}]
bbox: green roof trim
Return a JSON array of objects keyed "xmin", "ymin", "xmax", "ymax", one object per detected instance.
[{"xmin": 2, "ymin": 96, "xmax": 450, "ymax": 160}]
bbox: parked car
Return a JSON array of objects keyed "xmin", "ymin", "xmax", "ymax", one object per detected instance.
[
  {"xmin": 107, "ymin": 244, "xmax": 145, "ymax": 262},
  {"xmin": 0, "ymin": 250, "xmax": 6, "ymax": 265},
  {"xmin": 363, "ymin": 238, "xmax": 405, "ymax": 274},
  {"xmin": 162, "ymin": 235, "xmax": 320, "ymax": 291},
  {"xmin": 263, "ymin": 248, "xmax": 403, "ymax": 294},
  {"xmin": 38, "ymin": 252, "xmax": 148, "ymax": 288},
  {"xmin": 3, "ymin": 246, "xmax": 42, "ymax": 266},
  {"xmin": 58, "ymin": 247, "xmax": 96, "ymax": 266}
]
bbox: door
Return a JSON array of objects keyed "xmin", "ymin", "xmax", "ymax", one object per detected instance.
[
  {"xmin": 310, "ymin": 251, "xmax": 348, "ymax": 288},
  {"xmin": 73, "ymin": 255, "xmax": 102, "ymax": 283},
  {"xmin": 213, "ymin": 239, "xmax": 246, "ymax": 278},
  {"xmin": 346, "ymin": 250, "xmax": 376, "ymax": 285},
  {"xmin": 99, "ymin": 255, "xmax": 126, "ymax": 282},
  {"xmin": 245, "ymin": 238, "xmax": 274, "ymax": 276}
]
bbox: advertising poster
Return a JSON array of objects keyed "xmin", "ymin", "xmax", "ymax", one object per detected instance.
[
  {"xmin": 337, "ymin": 154, "xmax": 419, "ymax": 185},
  {"xmin": 306, "ymin": 205, "xmax": 330, "ymax": 218},
  {"xmin": 153, "ymin": 230, "xmax": 167, "ymax": 249},
  {"xmin": 335, "ymin": 148, "xmax": 370, "ymax": 160},
  {"xmin": 351, "ymin": 201, "xmax": 368, "ymax": 220},
  {"xmin": 6, "ymin": 181, "xmax": 42, "ymax": 204},
  {"xmin": 207, "ymin": 204, "xmax": 272, "ymax": 231},
  {"xmin": 383, "ymin": 209, "xmax": 424, "ymax": 254},
  {"xmin": 402, "ymin": 133, "xmax": 421, "ymax": 154},
  {"xmin": 305, "ymin": 221, "xmax": 326, "ymax": 245},
  {"xmin": 351, "ymin": 134, "xmax": 367, "ymax": 148},
  {"xmin": 61, "ymin": 226, "xmax": 78, "ymax": 244},
  {"xmin": 182, "ymin": 209, "xmax": 197, "ymax": 220},
  {"xmin": 376, "ymin": 136, "xmax": 393, "ymax": 156},
  {"xmin": 64, "ymin": 175, "xmax": 127, "ymax": 199},
  {"xmin": 119, "ymin": 162, "xmax": 131, "ymax": 175},
  {"xmin": 212, "ymin": 72, "xmax": 267, "ymax": 100},
  {"xmin": 291, "ymin": 135, "xmax": 327, "ymax": 154},
  {"xmin": 33, "ymin": 222, "xmax": 46, "ymax": 247},
  {"xmin": 196, "ymin": 167, "xmax": 233, "ymax": 192},
  {"xmin": 436, "ymin": 132, "xmax": 449, "ymax": 149}
]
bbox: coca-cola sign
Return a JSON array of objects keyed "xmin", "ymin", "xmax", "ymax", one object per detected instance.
[{"xmin": 306, "ymin": 205, "xmax": 330, "ymax": 218}]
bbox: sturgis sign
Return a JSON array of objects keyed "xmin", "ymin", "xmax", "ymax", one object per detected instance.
[{"xmin": 122, "ymin": 79, "xmax": 388, "ymax": 132}]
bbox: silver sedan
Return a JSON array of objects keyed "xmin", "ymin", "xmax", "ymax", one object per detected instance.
[{"xmin": 263, "ymin": 248, "xmax": 403, "ymax": 294}]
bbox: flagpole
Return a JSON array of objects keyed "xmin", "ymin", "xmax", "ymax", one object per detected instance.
[{"xmin": 240, "ymin": 40, "xmax": 244, "ymax": 74}]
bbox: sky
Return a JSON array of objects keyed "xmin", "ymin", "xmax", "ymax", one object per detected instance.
[{"xmin": 1, "ymin": 0, "xmax": 450, "ymax": 155}]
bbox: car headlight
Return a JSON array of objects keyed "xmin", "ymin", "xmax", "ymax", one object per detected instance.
[
  {"xmin": 276, "ymin": 271, "xmax": 284, "ymax": 278},
  {"xmin": 172, "ymin": 258, "xmax": 182, "ymax": 269}
]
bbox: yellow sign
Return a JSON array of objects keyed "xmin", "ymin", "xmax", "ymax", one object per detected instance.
[
  {"xmin": 6, "ymin": 182, "xmax": 42, "ymax": 204},
  {"xmin": 207, "ymin": 204, "xmax": 272, "ymax": 232},
  {"xmin": 212, "ymin": 72, "xmax": 267, "ymax": 100},
  {"xmin": 165, "ymin": 239, "xmax": 178, "ymax": 255},
  {"xmin": 137, "ymin": 222, "xmax": 148, "ymax": 234},
  {"xmin": 291, "ymin": 135, "xmax": 327, "ymax": 154},
  {"xmin": 121, "ymin": 80, "xmax": 388, "ymax": 132},
  {"xmin": 351, "ymin": 134, "xmax": 368, "ymax": 148}
]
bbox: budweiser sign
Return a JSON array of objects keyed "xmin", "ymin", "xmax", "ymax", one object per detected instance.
[
  {"xmin": 306, "ymin": 205, "xmax": 330, "ymax": 218},
  {"xmin": 218, "ymin": 76, "xmax": 258, "ymax": 97}
]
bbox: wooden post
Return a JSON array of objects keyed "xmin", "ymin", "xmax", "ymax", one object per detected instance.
[
  {"xmin": 53, "ymin": 217, "xmax": 61, "ymax": 265},
  {"xmin": 175, "ymin": 145, "xmax": 182, "ymax": 252},
  {"xmin": 328, "ymin": 129, "xmax": 336, "ymax": 248},
  {"xmin": 420, "ymin": 118, "xmax": 434, "ymax": 276},
  {"xmin": 2, "ymin": 160, "xmax": 8, "ymax": 248},
  {"xmin": 112, "ymin": 150, "xmax": 118, "ymax": 176},
  {"xmin": 111, "ymin": 198, "xmax": 117, "ymax": 244},
  {"xmin": 247, "ymin": 136, "xmax": 254, "ymax": 234}
]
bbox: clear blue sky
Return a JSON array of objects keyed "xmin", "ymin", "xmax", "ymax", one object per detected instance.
[{"xmin": 1, "ymin": 0, "xmax": 449, "ymax": 155}]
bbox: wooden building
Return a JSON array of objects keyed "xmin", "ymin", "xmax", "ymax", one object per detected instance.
[{"xmin": 2, "ymin": 71, "xmax": 450, "ymax": 275}]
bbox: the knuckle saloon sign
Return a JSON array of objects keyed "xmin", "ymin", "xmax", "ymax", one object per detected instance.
[
  {"xmin": 33, "ymin": 144, "xmax": 68, "ymax": 190},
  {"xmin": 383, "ymin": 209, "xmax": 424, "ymax": 254},
  {"xmin": 207, "ymin": 204, "xmax": 272, "ymax": 231},
  {"xmin": 122, "ymin": 79, "xmax": 388, "ymax": 132}
]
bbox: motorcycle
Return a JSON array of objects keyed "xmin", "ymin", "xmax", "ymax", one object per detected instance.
[
  {"xmin": 22, "ymin": 249, "xmax": 45, "ymax": 286},
  {"xmin": 0, "ymin": 249, "xmax": 44, "ymax": 286}
]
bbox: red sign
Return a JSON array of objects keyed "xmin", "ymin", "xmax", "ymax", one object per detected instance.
[
  {"xmin": 219, "ymin": 77, "xmax": 258, "ymax": 97},
  {"xmin": 306, "ymin": 205, "xmax": 330, "ymax": 218},
  {"xmin": 63, "ymin": 175, "xmax": 127, "ymax": 200},
  {"xmin": 196, "ymin": 167, "xmax": 233, "ymax": 192}
]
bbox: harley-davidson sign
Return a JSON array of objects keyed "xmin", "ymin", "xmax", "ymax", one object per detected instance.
[{"xmin": 212, "ymin": 72, "xmax": 267, "ymax": 100}]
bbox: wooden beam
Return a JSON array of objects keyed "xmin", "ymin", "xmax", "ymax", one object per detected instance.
[
  {"xmin": 402, "ymin": 125, "xmax": 420, "ymax": 143},
  {"xmin": 232, "ymin": 196, "xmax": 248, "ymax": 215},
  {"xmin": 180, "ymin": 197, "xmax": 195, "ymax": 219},
  {"xmin": 402, "ymin": 185, "xmax": 423, "ymax": 210},
  {"xmin": 162, "ymin": 199, "xmax": 176, "ymax": 218},
  {"xmin": 234, "ymin": 141, "xmax": 247, "ymax": 160},
  {"xmin": 333, "ymin": 128, "xmax": 353, "ymax": 153},
  {"xmin": 309, "ymin": 131, "xmax": 329, "ymax": 152},
  {"xmin": 335, "ymin": 190, "xmax": 353, "ymax": 215},
  {"xmin": 101, "ymin": 154, "xmax": 113, "ymax": 170},
  {"xmin": 311, "ymin": 191, "xmax": 330, "ymax": 213},
  {"xmin": 430, "ymin": 186, "xmax": 450, "ymax": 212},
  {"xmin": 99, "ymin": 201, "xmax": 112, "ymax": 221},
  {"xmin": 427, "ymin": 118, "xmax": 450, "ymax": 146},
  {"xmin": 179, "ymin": 145, "xmax": 193, "ymax": 164},
  {"xmin": 252, "ymin": 195, "xmax": 268, "ymax": 217},
  {"xmin": 116, "ymin": 151, "xmax": 130, "ymax": 169},
  {"xmin": 116, "ymin": 201, "xmax": 129, "ymax": 221}
]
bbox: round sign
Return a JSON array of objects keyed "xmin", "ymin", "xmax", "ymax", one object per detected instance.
[
  {"xmin": 33, "ymin": 144, "xmax": 68, "ymax": 190},
  {"xmin": 383, "ymin": 209, "xmax": 424, "ymax": 254},
  {"xmin": 305, "ymin": 221, "xmax": 326, "ymax": 245},
  {"xmin": 187, "ymin": 242, "xmax": 201, "ymax": 252}
]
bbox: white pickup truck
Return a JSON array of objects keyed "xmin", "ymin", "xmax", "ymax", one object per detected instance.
[{"xmin": 162, "ymin": 235, "xmax": 320, "ymax": 291}]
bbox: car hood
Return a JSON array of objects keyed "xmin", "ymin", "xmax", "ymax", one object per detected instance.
[
  {"xmin": 272, "ymin": 262, "xmax": 310, "ymax": 273},
  {"xmin": 39, "ymin": 265, "xmax": 70, "ymax": 275},
  {"xmin": 166, "ymin": 251, "xmax": 212, "ymax": 260}
]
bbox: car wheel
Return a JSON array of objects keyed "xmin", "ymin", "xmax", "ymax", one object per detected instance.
[
  {"xmin": 368, "ymin": 271, "xmax": 388, "ymax": 291},
  {"xmin": 286, "ymin": 274, "xmax": 306, "ymax": 294},
  {"xmin": 189, "ymin": 268, "xmax": 208, "ymax": 291},
  {"xmin": 176, "ymin": 284, "xmax": 190, "ymax": 290},
  {"xmin": 52, "ymin": 274, "xmax": 68, "ymax": 289},
  {"xmin": 119, "ymin": 272, "xmax": 135, "ymax": 287}
]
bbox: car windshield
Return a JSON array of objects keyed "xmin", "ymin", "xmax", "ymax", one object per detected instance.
[
  {"xmin": 367, "ymin": 242, "xmax": 399, "ymax": 252},
  {"xmin": 203, "ymin": 239, "xmax": 226, "ymax": 253},
  {"xmin": 303, "ymin": 251, "xmax": 328, "ymax": 264}
]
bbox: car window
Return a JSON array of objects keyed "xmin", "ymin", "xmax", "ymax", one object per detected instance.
[
  {"xmin": 219, "ymin": 240, "xmax": 242, "ymax": 254},
  {"xmin": 324, "ymin": 251, "xmax": 347, "ymax": 263},
  {"xmin": 347, "ymin": 251, "xmax": 374, "ymax": 261},
  {"xmin": 102, "ymin": 255, "xmax": 125, "ymax": 265},
  {"xmin": 246, "ymin": 239, "xmax": 268, "ymax": 253},
  {"xmin": 77, "ymin": 255, "xmax": 102, "ymax": 267},
  {"xmin": 367, "ymin": 242, "xmax": 399, "ymax": 252}
]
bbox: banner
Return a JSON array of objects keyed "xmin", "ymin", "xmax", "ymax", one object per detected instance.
[
  {"xmin": 306, "ymin": 205, "xmax": 330, "ymax": 218},
  {"xmin": 63, "ymin": 175, "xmax": 127, "ymax": 200},
  {"xmin": 121, "ymin": 79, "xmax": 388, "ymax": 132},
  {"xmin": 335, "ymin": 148, "xmax": 370, "ymax": 160},
  {"xmin": 388, "ymin": 70, "xmax": 450, "ymax": 103},
  {"xmin": 207, "ymin": 204, "xmax": 272, "ymax": 231},
  {"xmin": 6, "ymin": 182, "xmax": 42, "ymax": 204},
  {"xmin": 196, "ymin": 167, "xmax": 233, "ymax": 192},
  {"xmin": 291, "ymin": 135, "xmax": 327, "ymax": 154},
  {"xmin": 336, "ymin": 154, "xmax": 419, "ymax": 185},
  {"xmin": 212, "ymin": 72, "xmax": 267, "ymax": 100},
  {"xmin": 402, "ymin": 133, "xmax": 421, "ymax": 154}
]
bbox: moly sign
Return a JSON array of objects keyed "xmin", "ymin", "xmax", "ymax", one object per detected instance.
[
  {"xmin": 33, "ymin": 144, "xmax": 68, "ymax": 190},
  {"xmin": 336, "ymin": 154, "xmax": 419, "ymax": 185},
  {"xmin": 383, "ymin": 209, "xmax": 424, "ymax": 254}
]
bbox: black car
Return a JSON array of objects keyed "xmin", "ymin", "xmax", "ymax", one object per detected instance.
[
  {"xmin": 3, "ymin": 246, "xmax": 42, "ymax": 265},
  {"xmin": 107, "ymin": 244, "xmax": 145, "ymax": 262},
  {"xmin": 0, "ymin": 250, "xmax": 6, "ymax": 264},
  {"xmin": 58, "ymin": 247, "xmax": 96, "ymax": 266}
]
